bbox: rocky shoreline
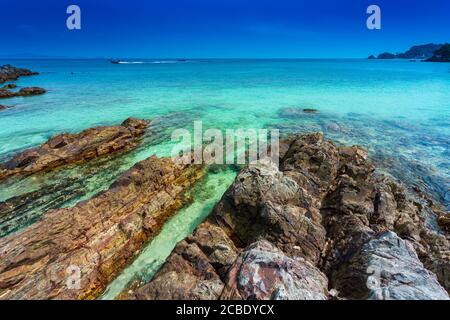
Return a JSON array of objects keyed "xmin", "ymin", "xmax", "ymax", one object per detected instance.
[
  {"xmin": 131, "ymin": 133, "xmax": 449, "ymax": 300},
  {"xmin": 0, "ymin": 65, "xmax": 46, "ymax": 100},
  {"xmin": 0, "ymin": 65, "xmax": 38, "ymax": 83},
  {"xmin": 0, "ymin": 156, "xmax": 205, "ymax": 299},
  {"xmin": 0, "ymin": 117, "xmax": 149, "ymax": 182},
  {"xmin": 0, "ymin": 129, "xmax": 448, "ymax": 300}
]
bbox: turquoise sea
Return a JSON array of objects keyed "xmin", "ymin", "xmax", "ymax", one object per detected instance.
[{"xmin": 0, "ymin": 59, "xmax": 449, "ymax": 297}]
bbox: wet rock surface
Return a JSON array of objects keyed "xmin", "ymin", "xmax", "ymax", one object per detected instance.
[
  {"xmin": 134, "ymin": 133, "xmax": 449, "ymax": 300},
  {"xmin": 0, "ymin": 117, "xmax": 149, "ymax": 182},
  {"xmin": 0, "ymin": 156, "xmax": 205, "ymax": 299}
]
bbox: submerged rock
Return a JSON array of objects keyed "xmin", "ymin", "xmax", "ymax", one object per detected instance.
[
  {"xmin": 0, "ymin": 65, "xmax": 38, "ymax": 84},
  {"xmin": 134, "ymin": 133, "xmax": 449, "ymax": 300},
  {"xmin": 278, "ymin": 107, "xmax": 319, "ymax": 118},
  {"xmin": 0, "ymin": 118, "xmax": 149, "ymax": 182},
  {"xmin": 0, "ymin": 156, "xmax": 205, "ymax": 299}
]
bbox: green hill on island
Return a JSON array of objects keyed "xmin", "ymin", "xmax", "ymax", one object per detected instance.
[{"xmin": 369, "ymin": 43, "xmax": 449, "ymax": 61}]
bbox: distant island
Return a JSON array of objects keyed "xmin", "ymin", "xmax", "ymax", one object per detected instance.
[{"xmin": 368, "ymin": 43, "xmax": 450, "ymax": 62}]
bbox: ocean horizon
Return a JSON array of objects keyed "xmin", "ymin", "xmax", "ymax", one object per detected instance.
[{"xmin": 1, "ymin": 57, "xmax": 449, "ymax": 300}]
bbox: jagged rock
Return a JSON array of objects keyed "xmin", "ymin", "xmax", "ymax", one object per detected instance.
[
  {"xmin": 0, "ymin": 65, "xmax": 38, "ymax": 83},
  {"xmin": 2, "ymin": 84, "xmax": 16, "ymax": 89},
  {"xmin": 134, "ymin": 221, "xmax": 236, "ymax": 300},
  {"xmin": 320, "ymin": 144, "xmax": 450, "ymax": 295},
  {"xmin": 134, "ymin": 132, "xmax": 449, "ymax": 300},
  {"xmin": 0, "ymin": 118, "xmax": 150, "ymax": 181},
  {"xmin": 213, "ymin": 157, "xmax": 327, "ymax": 264},
  {"xmin": 330, "ymin": 231, "xmax": 449, "ymax": 300},
  {"xmin": 0, "ymin": 156, "xmax": 205, "ymax": 299},
  {"xmin": 135, "ymin": 240, "xmax": 224, "ymax": 300},
  {"xmin": 220, "ymin": 240, "xmax": 328, "ymax": 300}
]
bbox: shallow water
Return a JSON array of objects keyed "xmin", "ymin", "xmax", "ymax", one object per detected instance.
[
  {"xmin": 100, "ymin": 167, "xmax": 237, "ymax": 300},
  {"xmin": 1, "ymin": 59, "xmax": 448, "ymax": 208},
  {"xmin": 0, "ymin": 58, "xmax": 448, "ymax": 298}
]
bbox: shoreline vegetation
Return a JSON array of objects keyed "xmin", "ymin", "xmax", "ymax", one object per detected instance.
[
  {"xmin": 368, "ymin": 43, "xmax": 450, "ymax": 62},
  {"xmin": 0, "ymin": 65, "xmax": 448, "ymax": 300}
]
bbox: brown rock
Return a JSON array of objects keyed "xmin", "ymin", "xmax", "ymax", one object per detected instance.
[
  {"xmin": 135, "ymin": 241, "xmax": 224, "ymax": 300},
  {"xmin": 0, "ymin": 65, "xmax": 38, "ymax": 84},
  {"xmin": 220, "ymin": 240, "xmax": 328, "ymax": 300},
  {"xmin": 303, "ymin": 108, "xmax": 319, "ymax": 113},
  {"xmin": 0, "ymin": 89, "xmax": 15, "ymax": 98},
  {"xmin": 0, "ymin": 156, "xmax": 205, "ymax": 299},
  {"xmin": 16, "ymin": 87, "xmax": 46, "ymax": 97},
  {"xmin": 0, "ymin": 118, "xmax": 150, "ymax": 181},
  {"xmin": 438, "ymin": 212, "xmax": 450, "ymax": 230},
  {"xmin": 134, "ymin": 132, "xmax": 449, "ymax": 300},
  {"xmin": 0, "ymin": 87, "xmax": 46, "ymax": 99}
]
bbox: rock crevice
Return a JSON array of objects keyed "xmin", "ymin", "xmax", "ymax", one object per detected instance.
[{"xmin": 133, "ymin": 133, "xmax": 449, "ymax": 300}]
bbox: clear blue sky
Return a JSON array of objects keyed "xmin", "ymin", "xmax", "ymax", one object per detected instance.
[{"xmin": 1, "ymin": 0, "xmax": 449, "ymax": 58}]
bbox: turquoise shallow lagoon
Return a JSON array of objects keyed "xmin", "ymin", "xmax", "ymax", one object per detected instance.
[
  {"xmin": 1, "ymin": 58, "xmax": 448, "ymax": 298},
  {"xmin": 0, "ymin": 59, "xmax": 448, "ymax": 207}
]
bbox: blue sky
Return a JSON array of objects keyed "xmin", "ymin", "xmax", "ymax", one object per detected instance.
[{"xmin": 1, "ymin": 0, "xmax": 449, "ymax": 58}]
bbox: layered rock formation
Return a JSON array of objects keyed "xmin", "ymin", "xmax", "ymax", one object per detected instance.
[
  {"xmin": 0, "ymin": 65, "xmax": 38, "ymax": 84},
  {"xmin": 134, "ymin": 133, "xmax": 449, "ymax": 300},
  {"xmin": 0, "ymin": 118, "xmax": 149, "ymax": 182},
  {"xmin": 0, "ymin": 156, "xmax": 205, "ymax": 299}
]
